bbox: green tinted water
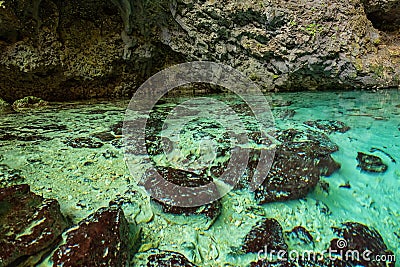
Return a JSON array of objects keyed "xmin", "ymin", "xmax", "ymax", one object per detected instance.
[{"xmin": 0, "ymin": 90, "xmax": 399, "ymax": 266}]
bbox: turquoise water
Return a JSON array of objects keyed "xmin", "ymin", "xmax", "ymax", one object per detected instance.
[{"xmin": 0, "ymin": 90, "xmax": 399, "ymax": 266}]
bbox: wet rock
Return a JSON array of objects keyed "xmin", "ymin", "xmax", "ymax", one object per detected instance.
[
  {"xmin": 111, "ymin": 121, "xmax": 123, "ymax": 136},
  {"xmin": 255, "ymin": 128, "xmax": 340, "ymax": 203},
  {"xmin": 64, "ymin": 137, "xmax": 104, "ymax": 148},
  {"xmin": 242, "ymin": 218, "xmax": 287, "ymax": 253},
  {"xmin": 12, "ymin": 96, "xmax": 48, "ymax": 111},
  {"xmin": 277, "ymin": 128, "xmax": 340, "ymax": 173},
  {"xmin": 52, "ymin": 206, "xmax": 133, "ymax": 267},
  {"xmin": 286, "ymin": 226, "xmax": 313, "ymax": 245},
  {"xmin": 356, "ymin": 152, "xmax": 388, "ymax": 173},
  {"xmin": 0, "ymin": 184, "xmax": 69, "ymax": 266},
  {"xmin": 304, "ymin": 120, "xmax": 350, "ymax": 134},
  {"xmin": 318, "ymin": 155, "xmax": 341, "ymax": 177},
  {"xmin": 330, "ymin": 222, "xmax": 395, "ymax": 267},
  {"xmin": 0, "ymin": 164, "xmax": 24, "ymax": 188},
  {"xmin": 92, "ymin": 131, "xmax": 116, "ymax": 142},
  {"xmin": 0, "ymin": 129, "xmax": 52, "ymax": 142},
  {"xmin": 148, "ymin": 167, "xmax": 221, "ymax": 220},
  {"xmin": 146, "ymin": 250, "xmax": 197, "ymax": 267},
  {"xmin": 274, "ymin": 109, "xmax": 296, "ymax": 119},
  {"xmin": 254, "ymin": 148, "xmax": 320, "ymax": 203},
  {"xmin": 339, "ymin": 182, "xmax": 351, "ymax": 189}
]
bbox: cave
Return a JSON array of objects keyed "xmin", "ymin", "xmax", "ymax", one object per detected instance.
[{"xmin": 361, "ymin": 0, "xmax": 400, "ymax": 32}]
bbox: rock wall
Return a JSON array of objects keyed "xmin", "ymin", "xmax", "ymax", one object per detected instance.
[{"xmin": 0, "ymin": 0, "xmax": 399, "ymax": 101}]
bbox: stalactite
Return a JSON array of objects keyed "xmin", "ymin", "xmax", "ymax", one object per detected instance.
[{"xmin": 111, "ymin": 0, "xmax": 135, "ymax": 59}]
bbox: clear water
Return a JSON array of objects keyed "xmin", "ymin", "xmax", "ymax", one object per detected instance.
[{"xmin": 0, "ymin": 90, "xmax": 399, "ymax": 266}]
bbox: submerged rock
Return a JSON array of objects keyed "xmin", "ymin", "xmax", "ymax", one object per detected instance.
[
  {"xmin": 255, "ymin": 128, "xmax": 341, "ymax": 204},
  {"xmin": 64, "ymin": 137, "xmax": 104, "ymax": 148},
  {"xmin": 330, "ymin": 222, "xmax": 396, "ymax": 267},
  {"xmin": 52, "ymin": 206, "xmax": 133, "ymax": 267},
  {"xmin": 242, "ymin": 218, "xmax": 287, "ymax": 253},
  {"xmin": 254, "ymin": 148, "xmax": 320, "ymax": 203},
  {"xmin": 12, "ymin": 96, "xmax": 48, "ymax": 111},
  {"xmin": 145, "ymin": 250, "xmax": 197, "ymax": 267},
  {"xmin": 0, "ymin": 184, "xmax": 69, "ymax": 266},
  {"xmin": 304, "ymin": 120, "xmax": 350, "ymax": 134},
  {"xmin": 147, "ymin": 167, "xmax": 221, "ymax": 220},
  {"xmin": 111, "ymin": 121, "xmax": 123, "ymax": 136},
  {"xmin": 92, "ymin": 131, "xmax": 116, "ymax": 142},
  {"xmin": 286, "ymin": 226, "xmax": 314, "ymax": 246},
  {"xmin": 356, "ymin": 152, "xmax": 388, "ymax": 173}
]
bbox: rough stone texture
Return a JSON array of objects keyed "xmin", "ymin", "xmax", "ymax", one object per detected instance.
[
  {"xmin": 64, "ymin": 136, "xmax": 104, "ymax": 148},
  {"xmin": 242, "ymin": 218, "xmax": 288, "ymax": 253},
  {"xmin": 147, "ymin": 167, "xmax": 221, "ymax": 220},
  {"xmin": 0, "ymin": 0, "xmax": 399, "ymax": 101},
  {"xmin": 0, "ymin": 184, "xmax": 69, "ymax": 267},
  {"xmin": 254, "ymin": 128, "xmax": 340, "ymax": 204},
  {"xmin": 330, "ymin": 222, "xmax": 396, "ymax": 267},
  {"xmin": 304, "ymin": 120, "xmax": 350, "ymax": 134},
  {"xmin": 162, "ymin": 0, "xmax": 400, "ymax": 91},
  {"xmin": 357, "ymin": 152, "xmax": 388, "ymax": 172},
  {"xmin": 52, "ymin": 206, "xmax": 132, "ymax": 267},
  {"xmin": 12, "ymin": 95, "xmax": 48, "ymax": 111},
  {"xmin": 146, "ymin": 250, "xmax": 197, "ymax": 267}
]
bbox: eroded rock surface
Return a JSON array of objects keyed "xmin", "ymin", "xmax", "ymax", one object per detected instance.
[
  {"xmin": 146, "ymin": 250, "xmax": 197, "ymax": 267},
  {"xmin": 0, "ymin": 184, "xmax": 69, "ymax": 267},
  {"xmin": 357, "ymin": 152, "xmax": 388, "ymax": 173},
  {"xmin": 255, "ymin": 129, "xmax": 340, "ymax": 203},
  {"xmin": 330, "ymin": 222, "xmax": 396, "ymax": 267},
  {"xmin": 242, "ymin": 218, "xmax": 287, "ymax": 253},
  {"xmin": 52, "ymin": 206, "xmax": 133, "ymax": 267},
  {"xmin": 147, "ymin": 167, "xmax": 221, "ymax": 220},
  {"xmin": 304, "ymin": 120, "xmax": 350, "ymax": 134},
  {"xmin": 0, "ymin": 0, "xmax": 399, "ymax": 101}
]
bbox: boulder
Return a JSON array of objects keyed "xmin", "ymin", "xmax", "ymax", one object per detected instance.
[
  {"xmin": 330, "ymin": 222, "xmax": 396, "ymax": 267},
  {"xmin": 12, "ymin": 96, "xmax": 48, "ymax": 111},
  {"xmin": 242, "ymin": 218, "xmax": 287, "ymax": 254},
  {"xmin": 255, "ymin": 129, "xmax": 340, "ymax": 204},
  {"xmin": 0, "ymin": 184, "xmax": 69, "ymax": 266},
  {"xmin": 52, "ymin": 206, "xmax": 133, "ymax": 267},
  {"xmin": 146, "ymin": 167, "xmax": 221, "ymax": 220}
]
